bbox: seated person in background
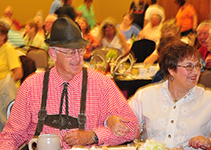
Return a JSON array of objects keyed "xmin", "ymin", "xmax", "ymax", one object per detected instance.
[
  {"xmin": 23, "ymin": 20, "xmax": 48, "ymax": 51},
  {"xmin": 3, "ymin": 6, "xmax": 21, "ymax": 31},
  {"xmin": 204, "ymin": 35, "xmax": 211, "ymax": 69},
  {"xmin": 137, "ymin": 13, "xmax": 162, "ymax": 44},
  {"xmin": 143, "ymin": 19, "xmax": 180, "ymax": 65},
  {"xmin": 94, "ymin": 17, "xmax": 130, "ymax": 57},
  {"xmin": 77, "ymin": 0, "xmax": 96, "ymax": 30},
  {"xmin": 117, "ymin": 13, "xmax": 140, "ymax": 42},
  {"xmin": 0, "ymin": 18, "xmax": 23, "ymax": 132},
  {"xmin": 196, "ymin": 21, "xmax": 211, "ymax": 69},
  {"xmin": 77, "ymin": 17, "xmax": 97, "ymax": 61},
  {"xmin": 43, "ymin": 14, "xmax": 57, "ymax": 40},
  {"xmin": 3, "ymin": 18, "xmax": 25, "ymax": 48},
  {"xmin": 143, "ymin": 0, "xmax": 165, "ymax": 27},
  {"xmin": 0, "ymin": 17, "xmax": 139, "ymax": 149},
  {"xmin": 108, "ymin": 40, "xmax": 211, "ymax": 149},
  {"xmin": 33, "ymin": 11, "xmax": 45, "ymax": 38},
  {"xmin": 175, "ymin": 0, "xmax": 197, "ymax": 37},
  {"xmin": 128, "ymin": 0, "xmax": 149, "ymax": 29}
]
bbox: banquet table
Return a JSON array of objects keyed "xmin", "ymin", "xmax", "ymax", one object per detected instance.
[{"xmin": 114, "ymin": 76, "xmax": 152, "ymax": 99}]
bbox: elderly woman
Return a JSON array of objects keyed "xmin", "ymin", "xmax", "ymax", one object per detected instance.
[
  {"xmin": 77, "ymin": 0, "xmax": 96, "ymax": 30},
  {"xmin": 128, "ymin": 0, "xmax": 149, "ymax": 29},
  {"xmin": 94, "ymin": 17, "xmax": 130, "ymax": 57},
  {"xmin": 107, "ymin": 40, "xmax": 211, "ymax": 149}
]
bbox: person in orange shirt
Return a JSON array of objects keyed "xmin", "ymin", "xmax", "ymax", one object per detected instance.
[{"xmin": 175, "ymin": 0, "xmax": 197, "ymax": 37}]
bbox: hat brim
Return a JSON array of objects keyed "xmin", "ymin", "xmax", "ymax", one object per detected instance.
[{"xmin": 45, "ymin": 38, "xmax": 90, "ymax": 48}]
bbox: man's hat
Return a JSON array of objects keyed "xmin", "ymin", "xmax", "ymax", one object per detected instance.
[{"xmin": 45, "ymin": 17, "xmax": 89, "ymax": 48}]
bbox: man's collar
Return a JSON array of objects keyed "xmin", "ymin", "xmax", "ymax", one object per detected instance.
[{"xmin": 51, "ymin": 66, "xmax": 83, "ymax": 90}]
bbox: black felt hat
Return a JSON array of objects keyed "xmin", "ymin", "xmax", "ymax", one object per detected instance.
[{"xmin": 45, "ymin": 17, "xmax": 89, "ymax": 48}]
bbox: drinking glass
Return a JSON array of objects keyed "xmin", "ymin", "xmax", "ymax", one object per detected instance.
[
  {"xmin": 118, "ymin": 63, "xmax": 126, "ymax": 74},
  {"xmin": 133, "ymin": 124, "xmax": 149, "ymax": 149}
]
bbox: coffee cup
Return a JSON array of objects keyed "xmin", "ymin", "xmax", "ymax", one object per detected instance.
[{"xmin": 28, "ymin": 134, "xmax": 61, "ymax": 150}]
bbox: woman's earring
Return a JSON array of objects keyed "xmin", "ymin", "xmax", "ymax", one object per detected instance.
[{"xmin": 171, "ymin": 77, "xmax": 174, "ymax": 82}]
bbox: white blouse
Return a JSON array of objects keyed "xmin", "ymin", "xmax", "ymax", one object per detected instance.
[
  {"xmin": 102, "ymin": 35, "xmax": 124, "ymax": 53},
  {"xmin": 129, "ymin": 80, "xmax": 211, "ymax": 149}
]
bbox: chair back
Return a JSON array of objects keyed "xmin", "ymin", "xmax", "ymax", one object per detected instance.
[
  {"xmin": 131, "ymin": 39, "xmax": 156, "ymax": 62},
  {"xmin": 26, "ymin": 46, "xmax": 48, "ymax": 68},
  {"xmin": 19, "ymin": 56, "xmax": 36, "ymax": 83},
  {"xmin": 198, "ymin": 70, "xmax": 211, "ymax": 88}
]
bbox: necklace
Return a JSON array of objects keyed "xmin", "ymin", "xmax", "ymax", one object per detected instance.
[{"xmin": 168, "ymin": 86, "xmax": 179, "ymax": 103}]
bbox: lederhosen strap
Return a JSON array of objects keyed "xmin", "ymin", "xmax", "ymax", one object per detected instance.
[
  {"xmin": 78, "ymin": 68, "xmax": 87, "ymax": 130},
  {"xmin": 34, "ymin": 68, "xmax": 88, "ymax": 137},
  {"xmin": 34, "ymin": 68, "xmax": 50, "ymax": 136}
]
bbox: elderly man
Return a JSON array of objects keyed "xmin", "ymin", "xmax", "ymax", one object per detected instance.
[
  {"xmin": 197, "ymin": 21, "xmax": 211, "ymax": 64},
  {"xmin": 0, "ymin": 17, "xmax": 139, "ymax": 149},
  {"xmin": 137, "ymin": 13, "xmax": 162, "ymax": 44},
  {"xmin": 143, "ymin": 0, "xmax": 165, "ymax": 27}
]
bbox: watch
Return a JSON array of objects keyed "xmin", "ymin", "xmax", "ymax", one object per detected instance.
[{"xmin": 93, "ymin": 131, "xmax": 98, "ymax": 144}]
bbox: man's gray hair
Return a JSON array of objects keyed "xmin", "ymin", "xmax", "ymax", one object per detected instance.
[{"xmin": 196, "ymin": 20, "xmax": 211, "ymax": 33}]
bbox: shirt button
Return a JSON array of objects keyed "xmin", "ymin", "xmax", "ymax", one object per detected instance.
[
  {"xmin": 170, "ymin": 120, "xmax": 174, "ymax": 124},
  {"xmin": 168, "ymin": 134, "xmax": 171, "ymax": 138},
  {"xmin": 174, "ymin": 100, "xmax": 178, "ymax": 103},
  {"xmin": 173, "ymin": 106, "xmax": 176, "ymax": 109}
]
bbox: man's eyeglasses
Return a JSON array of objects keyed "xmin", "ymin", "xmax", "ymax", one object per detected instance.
[
  {"xmin": 52, "ymin": 47, "xmax": 85, "ymax": 58},
  {"xmin": 177, "ymin": 63, "xmax": 202, "ymax": 71}
]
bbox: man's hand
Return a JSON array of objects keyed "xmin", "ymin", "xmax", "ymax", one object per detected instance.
[
  {"xmin": 107, "ymin": 116, "xmax": 130, "ymax": 137},
  {"xmin": 63, "ymin": 130, "xmax": 94, "ymax": 146},
  {"xmin": 188, "ymin": 136, "xmax": 209, "ymax": 149}
]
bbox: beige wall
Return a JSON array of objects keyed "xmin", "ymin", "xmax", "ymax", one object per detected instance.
[
  {"xmin": 0, "ymin": 0, "xmax": 133, "ymax": 25},
  {"xmin": 0, "ymin": 0, "xmax": 210, "ymax": 26}
]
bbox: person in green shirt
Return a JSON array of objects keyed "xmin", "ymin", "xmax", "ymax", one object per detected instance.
[{"xmin": 77, "ymin": 0, "xmax": 96, "ymax": 30}]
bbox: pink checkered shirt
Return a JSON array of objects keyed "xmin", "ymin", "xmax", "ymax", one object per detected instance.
[{"xmin": 0, "ymin": 67, "xmax": 139, "ymax": 149}]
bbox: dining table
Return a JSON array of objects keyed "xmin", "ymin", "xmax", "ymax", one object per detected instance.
[{"xmin": 112, "ymin": 63, "xmax": 159, "ymax": 99}]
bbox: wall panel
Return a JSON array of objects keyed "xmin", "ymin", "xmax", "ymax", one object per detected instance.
[{"xmin": 0, "ymin": 0, "xmax": 210, "ymax": 27}]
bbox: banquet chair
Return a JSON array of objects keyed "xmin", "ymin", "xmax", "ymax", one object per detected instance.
[
  {"xmin": 198, "ymin": 70, "xmax": 211, "ymax": 88},
  {"xmin": 19, "ymin": 55, "xmax": 36, "ymax": 83},
  {"xmin": 6, "ymin": 99, "xmax": 15, "ymax": 119},
  {"xmin": 130, "ymin": 39, "xmax": 156, "ymax": 63},
  {"xmin": 26, "ymin": 46, "xmax": 48, "ymax": 69}
]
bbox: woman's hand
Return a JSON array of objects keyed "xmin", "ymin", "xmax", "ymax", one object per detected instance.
[
  {"xmin": 188, "ymin": 136, "xmax": 210, "ymax": 149},
  {"xmin": 106, "ymin": 116, "xmax": 130, "ymax": 137}
]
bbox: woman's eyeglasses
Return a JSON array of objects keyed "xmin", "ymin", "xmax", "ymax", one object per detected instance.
[{"xmin": 177, "ymin": 63, "xmax": 202, "ymax": 71}]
